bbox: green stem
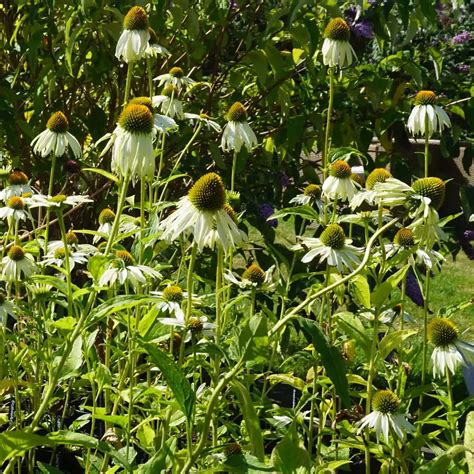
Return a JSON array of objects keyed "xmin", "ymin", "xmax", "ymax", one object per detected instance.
[
  {"xmin": 446, "ymin": 369, "xmax": 456, "ymax": 443},
  {"xmin": 124, "ymin": 62, "xmax": 134, "ymax": 105},
  {"xmin": 147, "ymin": 58, "xmax": 154, "ymax": 98},
  {"xmin": 57, "ymin": 209, "xmax": 73, "ymax": 316},
  {"xmin": 105, "ymin": 174, "xmax": 130, "ymax": 255},
  {"xmin": 43, "ymin": 153, "xmax": 57, "ymax": 252},
  {"xmin": 139, "ymin": 179, "xmax": 146, "ymax": 264},
  {"xmin": 424, "ymin": 126, "xmax": 429, "ymax": 178},
  {"xmin": 418, "ymin": 272, "xmax": 431, "ymax": 425},
  {"xmin": 231, "ymin": 150, "xmax": 238, "ymax": 193},
  {"xmin": 322, "ymin": 67, "xmax": 335, "ymax": 181}
]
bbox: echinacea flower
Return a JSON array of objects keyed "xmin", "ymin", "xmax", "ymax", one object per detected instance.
[
  {"xmin": 1, "ymin": 245, "xmax": 37, "ymax": 282},
  {"xmin": 203, "ymin": 203, "xmax": 247, "ymax": 250},
  {"xmin": 321, "ymin": 17, "xmax": 357, "ymax": 68},
  {"xmin": 350, "ymin": 168, "xmax": 392, "ymax": 209},
  {"xmin": 153, "ymin": 285, "xmax": 186, "ymax": 320},
  {"xmin": 221, "ymin": 102, "xmax": 258, "ymax": 153},
  {"xmin": 42, "ymin": 243, "xmax": 90, "ymax": 270},
  {"xmin": 158, "ymin": 173, "xmax": 245, "ymax": 253},
  {"xmin": 356, "ymin": 390, "xmax": 414, "ymax": 441},
  {"xmin": 159, "ymin": 311, "xmax": 215, "ymax": 342},
  {"xmin": 322, "ymin": 160, "xmax": 358, "ymax": 202},
  {"xmin": 293, "ymin": 223, "xmax": 361, "ymax": 273},
  {"xmin": 428, "ymin": 317, "xmax": 474, "ymax": 378},
  {"xmin": 145, "ymin": 27, "xmax": 169, "ymax": 58},
  {"xmin": 153, "ymin": 85, "xmax": 184, "ymax": 119},
  {"xmin": 225, "ymin": 263, "xmax": 277, "ymax": 291},
  {"xmin": 94, "ymin": 208, "xmax": 116, "ymax": 243},
  {"xmin": 0, "ymin": 196, "xmax": 30, "ymax": 223},
  {"xmin": 407, "ymin": 91, "xmax": 451, "ymax": 137},
  {"xmin": 290, "ymin": 184, "xmax": 324, "ymax": 212},
  {"xmin": 154, "ymin": 67, "xmax": 195, "ymax": 92},
  {"xmin": 31, "ymin": 111, "xmax": 82, "ymax": 159},
  {"xmin": 98, "ymin": 250, "xmax": 161, "ymax": 290},
  {"xmin": 184, "ymin": 113, "xmax": 221, "ymax": 132},
  {"xmin": 115, "ymin": 6, "xmax": 150, "ymax": 63},
  {"xmin": 0, "ymin": 169, "xmax": 33, "ymax": 202},
  {"xmin": 128, "ymin": 97, "xmax": 177, "ymax": 132},
  {"xmin": 27, "ymin": 193, "xmax": 92, "ymax": 210}
]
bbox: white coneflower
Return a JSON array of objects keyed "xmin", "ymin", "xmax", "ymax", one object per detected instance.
[
  {"xmin": 0, "ymin": 196, "xmax": 30, "ymax": 223},
  {"xmin": 153, "ymin": 85, "xmax": 184, "ymax": 119},
  {"xmin": 159, "ymin": 312, "xmax": 215, "ymax": 342},
  {"xmin": 221, "ymin": 102, "xmax": 258, "ymax": 153},
  {"xmin": 292, "ymin": 223, "xmax": 361, "ymax": 273},
  {"xmin": 31, "ymin": 111, "xmax": 81, "ymax": 159},
  {"xmin": 225, "ymin": 263, "xmax": 277, "ymax": 291},
  {"xmin": 98, "ymin": 250, "xmax": 161, "ymax": 290},
  {"xmin": 1, "ymin": 245, "xmax": 37, "ymax": 282},
  {"xmin": 115, "ymin": 6, "xmax": 150, "ymax": 63},
  {"xmin": 407, "ymin": 91, "xmax": 451, "ymax": 137},
  {"xmin": 159, "ymin": 173, "xmax": 244, "ymax": 253},
  {"xmin": 321, "ymin": 17, "xmax": 357, "ymax": 68},
  {"xmin": 203, "ymin": 203, "xmax": 247, "ymax": 250},
  {"xmin": 0, "ymin": 292, "xmax": 18, "ymax": 326},
  {"xmin": 428, "ymin": 318, "xmax": 474, "ymax": 378},
  {"xmin": 0, "ymin": 169, "xmax": 32, "ymax": 202},
  {"xmin": 42, "ymin": 243, "xmax": 89, "ymax": 270},
  {"xmin": 153, "ymin": 285, "xmax": 186, "ymax": 320},
  {"xmin": 350, "ymin": 168, "xmax": 392, "ymax": 209},
  {"xmin": 48, "ymin": 232, "xmax": 96, "ymax": 256},
  {"xmin": 94, "ymin": 208, "xmax": 116, "ymax": 243},
  {"xmin": 154, "ymin": 67, "xmax": 195, "ymax": 91},
  {"xmin": 290, "ymin": 184, "xmax": 324, "ymax": 212},
  {"xmin": 356, "ymin": 390, "xmax": 414, "ymax": 441},
  {"xmin": 322, "ymin": 160, "xmax": 358, "ymax": 201},
  {"xmin": 380, "ymin": 304, "xmax": 412, "ymax": 325},
  {"xmin": 184, "ymin": 113, "xmax": 221, "ymax": 132},
  {"xmin": 145, "ymin": 27, "xmax": 169, "ymax": 58},
  {"xmin": 27, "ymin": 193, "xmax": 92, "ymax": 209}
]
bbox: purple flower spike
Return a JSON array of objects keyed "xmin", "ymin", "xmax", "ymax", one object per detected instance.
[{"xmin": 259, "ymin": 202, "xmax": 278, "ymax": 228}]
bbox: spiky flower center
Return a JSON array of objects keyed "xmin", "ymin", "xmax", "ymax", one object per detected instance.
[
  {"xmin": 414, "ymin": 90, "xmax": 436, "ymax": 106},
  {"xmin": 320, "ymin": 224, "xmax": 346, "ymax": 250},
  {"xmin": 50, "ymin": 194, "xmax": 67, "ymax": 204},
  {"xmin": 223, "ymin": 203, "xmax": 238, "ymax": 223},
  {"xmin": 330, "ymin": 160, "xmax": 352, "ymax": 179},
  {"xmin": 304, "ymin": 184, "xmax": 322, "ymax": 198},
  {"xmin": 199, "ymin": 113, "xmax": 211, "ymax": 120},
  {"xmin": 428, "ymin": 317, "xmax": 458, "ymax": 347},
  {"xmin": 394, "ymin": 228, "xmax": 415, "ymax": 247},
  {"xmin": 162, "ymin": 84, "xmax": 178, "ymax": 97},
  {"xmin": 372, "ymin": 390, "xmax": 400, "ymax": 414},
  {"xmin": 412, "ymin": 177, "xmax": 445, "ymax": 210},
  {"xmin": 188, "ymin": 317, "xmax": 203, "ymax": 334},
  {"xmin": 119, "ymin": 104, "xmax": 154, "ymax": 135},
  {"xmin": 163, "ymin": 285, "xmax": 183, "ymax": 303},
  {"xmin": 324, "ymin": 17, "xmax": 351, "ymax": 41},
  {"xmin": 99, "ymin": 208, "xmax": 116, "ymax": 225},
  {"xmin": 7, "ymin": 196, "xmax": 24, "ymax": 210},
  {"xmin": 128, "ymin": 97, "xmax": 154, "ymax": 114},
  {"xmin": 123, "ymin": 6, "xmax": 148, "ymax": 31},
  {"xmin": 242, "ymin": 264, "xmax": 265, "ymax": 285},
  {"xmin": 226, "ymin": 102, "xmax": 247, "ymax": 123},
  {"xmin": 225, "ymin": 442, "xmax": 243, "ymax": 457},
  {"xmin": 148, "ymin": 27, "xmax": 159, "ymax": 44},
  {"xmin": 8, "ymin": 170, "xmax": 28, "ymax": 185},
  {"xmin": 169, "ymin": 67, "xmax": 184, "ymax": 78},
  {"xmin": 47, "ymin": 112, "xmax": 69, "ymax": 134},
  {"xmin": 116, "ymin": 250, "xmax": 134, "ymax": 265},
  {"xmin": 8, "ymin": 245, "xmax": 25, "ymax": 261},
  {"xmin": 366, "ymin": 168, "xmax": 392, "ymax": 190},
  {"xmin": 188, "ymin": 173, "xmax": 226, "ymax": 212},
  {"xmin": 54, "ymin": 247, "xmax": 66, "ymax": 259},
  {"xmin": 66, "ymin": 231, "xmax": 79, "ymax": 245},
  {"xmin": 351, "ymin": 173, "xmax": 364, "ymax": 187}
]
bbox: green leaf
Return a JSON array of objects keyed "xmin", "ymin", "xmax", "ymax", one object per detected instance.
[
  {"xmin": 335, "ymin": 311, "xmax": 371, "ymax": 356},
  {"xmin": 82, "ymin": 167, "xmax": 119, "ymax": 183},
  {"xmin": 56, "ymin": 336, "xmax": 83, "ymax": 380},
  {"xmin": 297, "ymin": 317, "xmax": 351, "ymax": 408},
  {"xmin": 271, "ymin": 205, "xmax": 320, "ymax": 221},
  {"xmin": 465, "ymin": 411, "xmax": 474, "ymax": 473},
  {"xmin": 271, "ymin": 424, "xmax": 311, "ymax": 473},
  {"xmin": 371, "ymin": 265, "xmax": 409, "ymax": 309},
  {"xmin": 329, "ymin": 147, "xmax": 368, "ymax": 165},
  {"xmin": 37, "ymin": 462, "xmax": 63, "ymax": 474},
  {"xmin": 231, "ymin": 381, "xmax": 265, "ymax": 461},
  {"xmin": 414, "ymin": 444, "xmax": 466, "ymax": 474},
  {"xmin": 349, "ymin": 274, "xmax": 371, "ymax": 309},
  {"xmin": 51, "ymin": 316, "xmax": 76, "ymax": 331},
  {"xmin": 379, "ymin": 329, "xmax": 418, "ymax": 359},
  {"xmin": 222, "ymin": 453, "xmax": 274, "ymax": 472},
  {"xmin": 142, "ymin": 343, "xmax": 195, "ymax": 421},
  {"xmin": 267, "ymin": 374, "xmax": 306, "ymax": 392}
]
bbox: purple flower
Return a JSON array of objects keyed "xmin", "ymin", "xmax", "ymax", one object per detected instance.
[
  {"xmin": 464, "ymin": 230, "xmax": 474, "ymax": 241},
  {"xmin": 452, "ymin": 31, "xmax": 472, "ymax": 44},
  {"xmin": 279, "ymin": 172, "xmax": 290, "ymax": 189},
  {"xmin": 352, "ymin": 18, "xmax": 373, "ymax": 40},
  {"xmin": 456, "ymin": 64, "xmax": 470, "ymax": 73},
  {"xmin": 459, "ymin": 231, "xmax": 474, "ymax": 260},
  {"xmin": 258, "ymin": 202, "xmax": 278, "ymax": 228},
  {"xmin": 403, "ymin": 270, "xmax": 424, "ymax": 307},
  {"xmin": 344, "ymin": 6, "xmax": 357, "ymax": 22}
]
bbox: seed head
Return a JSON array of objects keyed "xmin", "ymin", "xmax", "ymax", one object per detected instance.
[
  {"xmin": 163, "ymin": 285, "xmax": 183, "ymax": 303},
  {"xmin": 414, "ymin": 90, "xmax": 437, "ymax": 106},
  {"xmin": 66, "ymin": 231, "xmax": 79, "ymax": 245},
  {"xmin": 47, "ymin": 112, "xmax": 69, "ymax": 134},
  {"xmin": 242, "ymin": 264, "xmax": 265, "ymax": 286},
  {"xmin": 169, "ymin": 66, "xmax": 184, "ymax": 78},
  {"xmin": 223, "ymin": 203, "xmax": 238, "ymax": 223},
  {"xmin": 162, "ymin": 84, "xmax": 178, "ymax": 97},
  {"xmin": 329, "ymin": 160, "xmax": 352, "ymax": 179},
  {"xmin": 188, "ymin": 317, "xmax": 203, "ymax": 334},
  {"xmin": 7, "ymin": 196, "xmax": 24, "ymax": 210},
  {"xmin": 366, "ymin": 168, "xmax": 392, "ymax": 190},
  {"xmin": 8, "ymin": 169, "xmax": 29, "ymax": 185},
  {"xmin": 99, "ymin": 208, "xmax": 116, "ymax": 225},
  {"xmin": 428, "ymin": 317, "xmax": 458, "ymax": 347},
  {"xmin": 304, "ymin": 184, "xmax": 322, "ymax": 199},
  {"xmin": 188, "ymin": 173, "xmax": 226, "ymax": 213},
  {"xmin": 123, "ymin": 6, "xmax": 148, "ymax": 31},
  {"xmin": 128, "ymin": 97, "xmax": 154, "ymax": 114},
  {"xmin": 54, "ymin": 247, "xmax": 66, "ymax": 260},
  {"xmin": 351, "ymin": 173, "xmax": 364, "ymax": 187},
  {"xmin": 119, "ymin": 104, "xmax": 154, "ymax": 135},
  {"xmin": 225, "ymin": 442, "xmax": 243, "ymax": 457},
  {"xmin": 324, "ymin": 18, "xmax": 351, "ymax": 41},
  {"xmin": 50, "ymin": 194, "xmax": 67, "ymax": 204},
  {"xmin": 412, "ymin": 177, "xmax": 445, "ymax": 210},
  {"xmin": 320, "ymin": 224, "xmax": 346, "ymax": 250},
  {"xmin": 8, "ymin": 245, "xmax": 25, "ymax": 261},
  {"xmin": 226, "ymin": 102, "xmax": 247, "ymax": 123},
  {"xmin": 393, "ymin": 228, "xmax": 415, "ymax": 248},
  {"xmin": 372, "ymin": 390, "xmax": 400, "ymax": 414},
  {"xmin": 116, "ymin": 250, "xmax": 134, "ymax": 265}
]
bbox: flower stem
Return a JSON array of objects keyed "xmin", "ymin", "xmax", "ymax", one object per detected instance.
[
  {"xmin": 424, "ymin": 126, "xmax": 429, "ymax": 178},
  {"xmin": 418, "ymin": 272, "xmax": 431, "ymax": 427},
  {"xmin": 231, "ymin": 150, "xmax": 238, "ymax": 192},
  {"xmin": 147, "ymin": 58, "xmax": 154, "ymax": 98},
  {"xmin": 124, "ymin": 62, "xmax": 134, "ymax": 105},
  {"xmin": 57, "ymin": 208, "xmax": 73, "ymax": 316},
  {"xmin": 43, "ymin": 153, "xmax": 57, "ymax": 252},
  {"xmin": 105, "ymin": 174, "xmax": 130, "ymax": 255},
  {"xmin": 322, "ymin": 67, "xmax": 335, "ymax": 181},
  {"xmin": 446, "ymin": 369, "xmax": 456, "ymax": 443}
]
